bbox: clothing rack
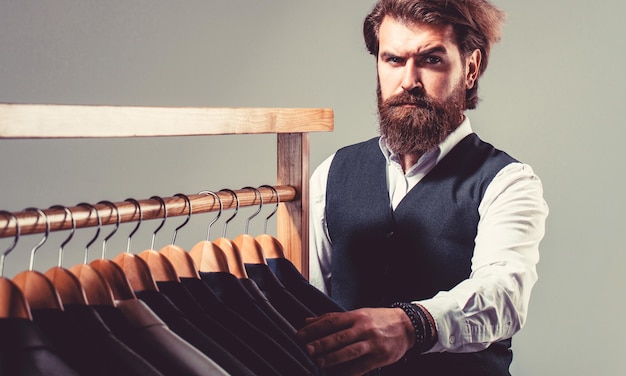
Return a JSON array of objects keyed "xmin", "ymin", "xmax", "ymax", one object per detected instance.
[{"xmin": 0, "ymin": 103, "xmax": 334, "ymax": 277}]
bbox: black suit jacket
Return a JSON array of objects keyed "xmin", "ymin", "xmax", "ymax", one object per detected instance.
[{"xmin": 0, "ymin": 317, "xmax": 80, "ymax": 376}]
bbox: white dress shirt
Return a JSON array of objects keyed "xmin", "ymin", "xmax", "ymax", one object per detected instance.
[{"xmin": 309, "ymin": 117, "xmax": 548, "ymax": 353}]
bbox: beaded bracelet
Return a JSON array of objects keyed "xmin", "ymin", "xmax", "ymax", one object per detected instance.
[
  {"xmin": 391, "ymin": 302, "xmax": 426, "ymax": 352},
  {"xmin": 414, "ymin": 302, "xmax": 437, "ymax": 349}
]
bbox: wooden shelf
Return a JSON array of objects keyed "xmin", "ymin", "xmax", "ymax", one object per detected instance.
[{"xmin": 0, "ymin": 104, "xmax": 333, "ymax": 138}]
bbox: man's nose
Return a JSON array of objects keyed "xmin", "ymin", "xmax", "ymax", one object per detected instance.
[{"xmin": 401, "ymin": 65, "xmax": 422, "ymax": 92}]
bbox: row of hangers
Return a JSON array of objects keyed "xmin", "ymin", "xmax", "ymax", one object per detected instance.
[{"xmin": 0, "ymin": 186, "xmax": 290, "ymax": 321}]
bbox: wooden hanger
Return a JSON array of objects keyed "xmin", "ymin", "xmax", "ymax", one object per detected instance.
[
  {"xmin": 256, "ymin": 234, "xmax": 287, "ymax": 259},
  {"xmin": 69, "ymin": 263, "xmax": 115, "ymax": 306},
  {"xmin": 138, "ymin": 196, "xmax": 179, "ymax": 283},
  {"xmin": 112, "ymin": 198, "xmax": 159, "ymax": 292},
  {"xmin": 89, "ymin": 259, "xmax": 136, "ymax": 300},
  {"xmin": 13, "ymin": 270, "xmax": 64, "ymax": 310},
  {"xmin": 0, "ymin": 277, "xmax": 32, "ymax": 319},
  {"xmin": 254, "ymin": 185, "xmax": 287, "ymax": 259},
  {"xmin": 189, "ymin": 240, "xmax": 230, "ymax": 273},
  {"xmin": 234, "ymin": 234, "xmax": 267, "ymax": 264},
  {"xmin": 158, "ymin": 193, "xmax": 200, "ymax": 278},
  {"xmin": 214, "ymin": 237, "xmax": 248, "ymax": 278},
  {"xmin": 45, "ymin": 266, "xmax": 88, "ymax": 305},
  {"xmin": 85, "ymin": 200, "xmax": 135, "ymax": 301},
  {"xmin": 139, "ymin": 250, "xmax": 179, "ymax": 282},
  {"xmin": 161, "ymin": 244, "xmax": 200, "ymax": 278},
  {"xmin": 44, "ymin": 205, "xmax": 88, "ymax": 305},
  {"xmin": 113, "ymin": 252, "xmax": 159, "ymax": 292},
  {"xmin": 231, "ymin": 187, "xmax": 269, "ymax": 265},
  {"xmin": 187, "ymin": 190, "xmax": 230, "ymax": 273},
  {"xmin": 0, "ymin": 211, "xmax": 33, "ymax": 319},
  {"xmin": 213, "ymin": 188, "xmax": 251, "ymax": 278},
  {"xmin": 68, "ymin": 202, "xmax": 115, "ymax": 306},
  {"xmin": 12, "ymin": 208, "xmax": 63, "ymax": 310}
]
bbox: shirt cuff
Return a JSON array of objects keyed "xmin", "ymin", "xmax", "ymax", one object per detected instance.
[{"xmin": 414, "ymin": 293, "xmax": 468, "ymax": 353}]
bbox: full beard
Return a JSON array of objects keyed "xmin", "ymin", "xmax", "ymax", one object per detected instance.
[{"xmin": 377, "ymin": 80, "xmax": 466, "ymax": 156}]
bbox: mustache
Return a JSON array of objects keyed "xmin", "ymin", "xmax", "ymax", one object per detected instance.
[{"xmin": 382, "ymin": 91, "xmax": 432, "ymax": 108}]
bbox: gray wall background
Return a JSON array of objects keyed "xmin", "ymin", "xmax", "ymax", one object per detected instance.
[{"xmin": 0, "ymin": 1, "xmax": 624, "ymax": 374}]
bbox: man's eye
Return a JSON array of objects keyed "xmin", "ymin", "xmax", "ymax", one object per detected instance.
[
  {"xmin": 424, "ymin": 56, "xmax": 442, "ymax": 64},
  {"xmin": 387, "ymin": 56, "xmax": 403, "ymax": 64}
]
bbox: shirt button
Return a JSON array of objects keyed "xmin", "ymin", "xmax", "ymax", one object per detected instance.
[{"xmin": 449, "ymin": 336, "xmax": 456, "ymax": 344}]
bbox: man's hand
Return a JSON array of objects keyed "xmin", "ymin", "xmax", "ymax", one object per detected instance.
[{"xmin": 296, "ymin": 307, "xmax": 415, "ymax": 376}]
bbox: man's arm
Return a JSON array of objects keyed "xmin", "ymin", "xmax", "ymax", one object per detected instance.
[{"xmin": 419, "ymin": 162, "xmax": 548, "ymax": 352}]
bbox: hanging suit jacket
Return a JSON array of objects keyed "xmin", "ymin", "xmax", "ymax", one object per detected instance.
[
  {"xmin": 0, "ymin": 318, "xmax": 80, "ymax": 376},
  {"xmin": 200, "ymin": 271, "xmax": 322, "ymax": 376},
  {"xmin": 134, "ymin": 289, "xmax": 255, "ymax": 376},
  {"xmin": 239, "ymin": 276, "xmax": 298, "ymax": 335},
  {"xmin": 31, "ymin": 305, "xmax": 163, "ymax": 376},
  {"xmin": 180, "ymin": 276, "xmax": 310, "ymax": 376},
  {"xmin": 93, "ymin": 299, "xmax": 229, "ymax": 376},
  {"xmin": 155, "ymin": 280, "xmax": 281, "ymax": 376},
  {"xmin": 326, "ymin": 134, "xmax": 517, "ymax": 375},
  {"xmin": 266, "ymin": 257, "xmax": 346, "ymax": 315},
  {"xmin": 244, "ymin": 262, "xmax": 317, "ymax": 329}
]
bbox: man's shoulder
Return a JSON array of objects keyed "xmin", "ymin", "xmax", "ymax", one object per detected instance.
[{"xmin": 336, "ymin": 136, "xmax": 380, "ymax": 155}]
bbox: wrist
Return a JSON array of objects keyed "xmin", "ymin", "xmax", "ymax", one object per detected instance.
[
  {"xmin": 414, "ymin": 302, "xmax": 437, "ymax": 351},
  {"xmin": 392, "ymin": 306, "xmax": 417, "ymax": 348},
  {"xmin": 391, "ymin": 302, "xmax": 437, "ymax": 353}
]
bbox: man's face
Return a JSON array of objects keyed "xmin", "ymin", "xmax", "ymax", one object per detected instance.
[{"xmin": 376, "ymin": 16, "xmax": 480, "ymax": 155}]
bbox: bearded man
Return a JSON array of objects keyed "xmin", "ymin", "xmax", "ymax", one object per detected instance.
[{"xmin": 297, "ymin": 0, "xmax": 549, "ymax": 375}]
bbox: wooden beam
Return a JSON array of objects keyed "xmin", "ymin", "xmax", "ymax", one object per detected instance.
[
  {"xmin": 276, "ymin": 133, "xmax": 309, "ymax": 279},
  {"xmin": 0, "ymin": 104, "xmax": 333, "ymax": 138}
]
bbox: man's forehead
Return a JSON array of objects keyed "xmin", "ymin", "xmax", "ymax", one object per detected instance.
[
  {"xmin": 379, "ymin": 16, "xmax": 454, "ymax": 41},
  {"xmin": 379, "ymin": 16, "xmax": 456, "ymax": 47}
]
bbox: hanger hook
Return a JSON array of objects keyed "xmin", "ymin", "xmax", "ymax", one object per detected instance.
[
  {"xmin": 97, "ymin": 200, "xmax": 120, "ymax": 259},
  {"xmin": 77, "ymin": 202, "xmax": 102, "ymax": 264},
  {"xmin": 241, "ymin": 186, "xmax": 263, "ymax": 235},
  {"xmin": 48, "ymin": 205, "xmax": 76, "ymax": 268},
  {"xmin": 259, "ymin": 185, "xmax": 280, "ymax": 234},
  {"xmin": 149, "ymin": 196, "xmax": 167, "ymax": 250},
  {"xmin": 198, "ymin": 190, "xmax": 222, "ymax": 241},
  {"xmin": 0, "ymin": 211, "xmax": 20, "ymax": 277},
  {"xmin": 172, "ymin": 193, "xmax": 192, "ymax": 244},
  {"xmin": 124, "ymin": 198, "xmax": 142, "ymax": 253},
  {"xmin": 219, "ymin": 189, "xmax": 239, "ymax": 238},
  {"xmin": 24, "ymin": 207, "xmax": 50, "ymax": 271}
]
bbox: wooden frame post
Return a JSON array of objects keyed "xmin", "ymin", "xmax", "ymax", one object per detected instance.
[{"xmin": 277, "ymin": 133, "xmax": 310, "ymax": 279}]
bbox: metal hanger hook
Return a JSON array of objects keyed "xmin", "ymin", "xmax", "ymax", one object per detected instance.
[
  {"xmin": 124, "ymin": 198, "xmax": 142, "ymax": 253},
  {"xmin": 241, "ymin": 186, "xmax": 263, "ymax": 235},
  {"xmin": 259, "ymin": 185, "xmax": 280, "ymax": 234},
  {"xmin": 77, "ymin": 202, "xmax": 102, "ymax": 264},
  {"xmin": 219, "ymin": 189, "xmax": 239, "ymax": 238},
  {"xmin": 24, "ymin": 207, "xmax": 50, "ymax": 271},
  {"xmin": 198, "ymin": 190, "xmax": 222, "ymax": 241},
  {"xmin": 49, "ymin": 205, "xmax": 76, "ymax": 267},
  {"xmin": 149, "ymin": 196, "xmax": 167, "ymax": 250},
  {"xmin": 172, "ymin": 193, "xmax": 192, "ymax": 244},
  {"xmin": 0, "ymin": 210, "xmax": 20, "ymax": 277},
  {"xmin": 97, "ymin": 200, "xmax": 120, "ymax": 259}
]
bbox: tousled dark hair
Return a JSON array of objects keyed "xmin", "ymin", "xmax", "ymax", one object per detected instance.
[{"xmin": 364, "ymin": 0, "xmax": 505, "ymax": 109}]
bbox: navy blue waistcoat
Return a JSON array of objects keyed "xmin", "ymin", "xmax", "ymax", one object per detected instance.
[{"xmin": 326, "ymin": 134, "xmax": 517, "ymax": 375}]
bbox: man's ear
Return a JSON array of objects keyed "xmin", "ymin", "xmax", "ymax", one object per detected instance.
[{"xmin": 465, "ymin": 49, "xmax": 482, "ymax": 89}]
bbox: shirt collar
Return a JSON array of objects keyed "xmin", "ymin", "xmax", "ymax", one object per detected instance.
[{"xmin": 378, "ymin": 116, "xmax": 473, "ymax": 173}]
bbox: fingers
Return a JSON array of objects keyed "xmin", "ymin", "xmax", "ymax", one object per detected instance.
[
  {"xmin": 296, "ymin": 308, "xmax": 413, "ymax": 375},
  {"xmin": 297, "ymin": 312, "xmax": 368, "ymax": 369},
  {"xmin": 297, "ymin": 312, "xmax": 355, "ymax": 344},
  {"xmin": 313, "ymin": 338, "xmax": 369, "ymax": 368}
]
